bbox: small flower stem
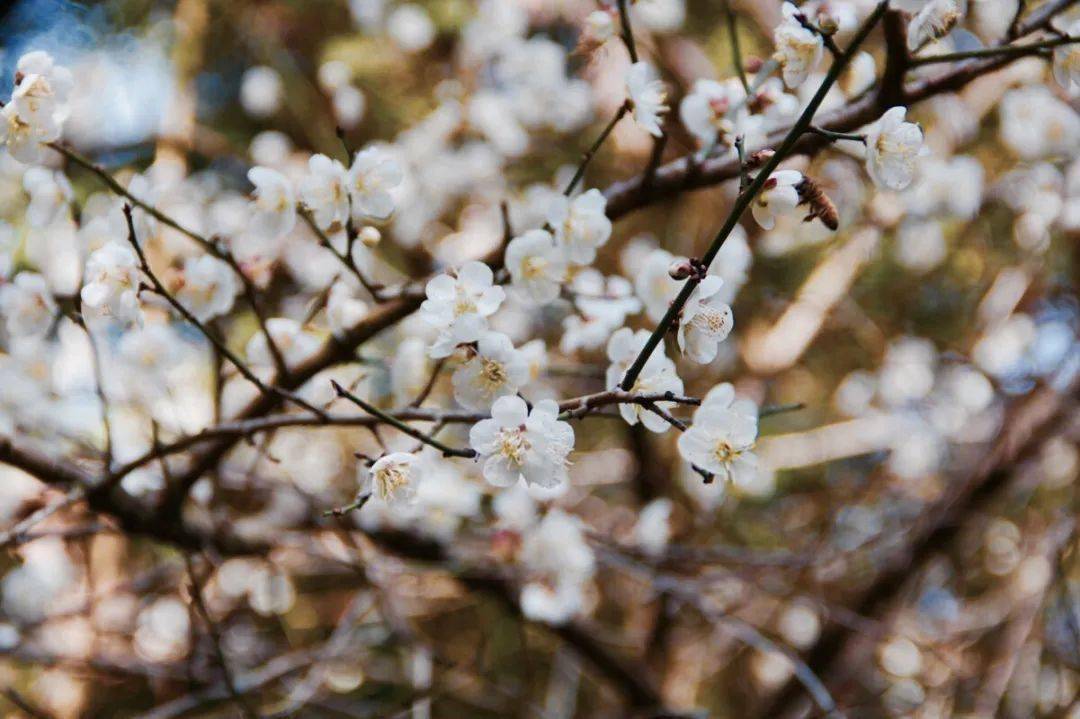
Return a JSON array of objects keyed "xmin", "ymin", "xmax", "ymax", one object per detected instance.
[
  {"xmin": 735, "ymin": 135, "xmax": 749, "ymax": 191},
  {"xmin": 564, "ymin": 101, "xmax": 631, "ymax": 197},
  {"xmin": 722, "ymin": 0, "xmax": 751, "ymax": 94},
  {"xmin": 323, "ymin": 493, "xmax": 371, "ymax": 517},
  {"xmin": 616, "ymin": 0, "xmax": 639, "ymax": 63},
  {"xmin": 908, "ymin": 35, "xmax": 1078, "ymax": 65},
  {"xmin": 759, "ymin": 402, "xmax": 806, "ymax": 418},
  {"xmin": 330, "ymin": 380, "xmax": 475, "ymax": 458},
  {"xmin": 619, "ymin": 1, "xmax": 890, "ymax": 392},
  {"xmin": 806, "ymin": 126, "xmax": 867, "ymax": 143},
  {"xmin": 298, "ymin": 208, "xmax": 384, "ymax": 299}
]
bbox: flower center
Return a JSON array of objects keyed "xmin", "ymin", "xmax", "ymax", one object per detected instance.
[
  {"xmin": 479, "ymin": 357, "xmax": 507, "ymax": 389},
  {"xmin": 374, "ymin": 464, "xmax": 409, "ymax": 501},
  {"xmin": 496, "ymin": 427, "xmax": 530, "ymax": 466}
]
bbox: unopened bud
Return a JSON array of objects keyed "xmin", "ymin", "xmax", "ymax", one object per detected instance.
[
  {"xmin": 668, "ymin": 257, "xmax": 694, "ymax": 280},
  {"xmin": 744, "ymin": 56, "xmax": 765, "ymax": 74},
  {"xmin": 817, "ymin": 14, "xmax": 839, "ymax": 35},
  {"xmin": 744, "ymin": 149, "xmax": 776, "ymax": 170},
  {"xmin": 357, "ymin": 226, "xmax": 381, "ymax": 248}
]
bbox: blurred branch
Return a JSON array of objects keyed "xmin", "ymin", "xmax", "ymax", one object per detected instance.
[{"xmin": 763, "ymin": 369, "xmax": 1080, "ymax": 719}]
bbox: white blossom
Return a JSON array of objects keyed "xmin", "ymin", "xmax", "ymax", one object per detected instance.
[
  {"xmin": 451, "ymin": 331, "xmax": 529, "ymax": 410},
  {"xmin": 362, "ymin": 452, "xmax": 420, "ymax": 503},
  {"xmin": 546, "ymin": 189, "xmax": 612, "ymax": 265},
  {"xmin": 347, "ymin": 146, "xmax": 404, "ymax": 222},
  {"xmin": 773, "ymin": 3, "xmax": 824, "ymax": 89},
  {"xmin": 605, "ymin": 328, "xmax": 684, "ymax": 433},
  {"xmin": 0, "ymin": 52, "xmax": 71, "ymax": 164},
  {"xmin": 579, "ymin": 9, "xmax": 617, "ymax": 53},
  {"xmin": 865, "ymin": 107, "xmax": 924, "ymax": 191},
  {"xmin": 419, "ymin": 261, "xmax": 506, "ymax": 358},
  {"xmin": 299, "ymin": 154, "xmax": 350, "ymax": 231},
  {"xmin": 240, "ymin": 66, "xmax": 284, "ymax": 118},
  {"xmin": 326, "ymin": 280, "xmax": 369, "ymax": 336},
  {"xmin": 906, "ymin": 0, "xmax": 964, "ymax": 51},
  {"xmin": 13, "ymin": 51, "xmax": 73, "ymax": 122},
  {"xmin": 679, "ymin": 78, "xmax": 755, "ymax": 149},
  {"xmin": 468, "ymin": 395, "xmax": 574, "ymax": 488},
  {"xmin": 519, "ymin": 509, "xmax": 595, "ymax": 624},
  {"xmin": 505, "ymin": 229, "xmax": 565, "ymax": 304},
  {"xmin": 0, "ymin": 272, "xmax": 56, "ymax": 337},
  {"xmin": 22, "ymin": 167, "xmax": 72, "ymax": 228},
  {"xmin": 387, "ymin": 4, "xmax": 436, "ymax": 53},
  {"xmin": 247, "ymin": 166, "xmax": 297, "ymax": 239},
  {"xmin": 175, "ymin": 255, "xmax": 239, "ymax": 322},
  {"xmin": 635, "ymin": 247, "xmax": 680, "ymax": 322},
  {"xmin": 677, "ymin": 275, "xmax": 734, "ymax": 363},
  {"xmin": 625, "ymin": 61, "xmax": 668, "ymax": 137},
  {"xmin": 633, "ymin": 497, "xmax": 673, "ymax": 557},
  {"xmin": 0, "ymin": 102, "xmax": 59, "ymax": 165},
  {"xmin": 561, "ymin": 270, "xmax": 641, "ymax": 353},
  {"xmin": 80, "ymin": 242, "xmax": 142, "ymax": 323},
  {"xmin": 751, "ymin": 170, "xmax": 803, "ymax": 229},
  {"xmin": 677, "ymin": 383, "xmax": 759, "ymax": 483}
]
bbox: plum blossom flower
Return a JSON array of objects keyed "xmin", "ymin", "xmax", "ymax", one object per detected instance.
[
  {"xmin": 677, "ymin": 275, "xmax": 734, "ymax": 363},
  {"xmin": 0, "ymin": 52, "xmax": 71, "ymax": 164},
  {"xmin": 80, "ymin": 242, "xmax": 142, "ymax": 323},
  {"xmin": 420, "ymin": 261, "xmax": 506, "ymax": 358},
  {"xmin": 0, "ymin": 272, "xmax": 56, "ymax": 337},
  {"xmin": 299, "ymin": 154, "xmax": 350, "ymax": 231},
  {"xmin": 905, "ymin": 0, "xmax": 963, "ymax": 51},
  {"xmin": 361, "ymin": 452, "xmax": 420, "ymax": 503},
  {"xmin": 247, "ymin": 166, "xmax": 297, "ymax": 239},
  {"xmin": 774, "ymin": 2, "xmax": 823, "ymax": 89},
  {"xmin": 22, "ymin": 167, "xmax": 72, "ymax": 228},
  {"xmin": 0, "ymin": 103, "xmax": 59, "ymax": 165},
  {"xmin": 605, "ymin": 328, "xmax": 684, "ymax": 433},
  {"xmin": 1053, "ymin": 20, "xmax": 1080, "ymax": 93},
  {"xmin": 505, "ymin": 229, "xmax": 566, "ymax": 304},
  {"xmin": 325, "ymin": 280, "xmax": 369, "ymax": 336},
  {"xmin": 519, "ymin": 509, "xmax": 595, "ymax": 624},
  {"xmin": 451, "ymin": 331, "xmax": 530, "ymax": 410},
  {"xmin": 678, "ymin": 78, "xmax": 755, "ymax": 149},
  {"xmin": 578, "ymin": 9, "xmax": 617, "ymax": 54},
  {"xmin": 751, "ymin": 170, "xmax": 803, "ymax": 229},
  {"xmin": 468, "ymin": 395, "xmax": 574, "ymax": 488},
  {"xmin": 865, "ymin": 107, "xmax": 924, "ymax": 191},
  {"xmin": 637, "ymin": 248, "xmax": 685, "ymax": 322},
  {"xmin": 175, "ymin": 255, "xmax": 239, "ymax": 322},
  {"xmin": 347, "ymin": 146, "xmax": 404, "ymax": 222},
  {"xmin": 546, "ymin": 189, "xmax": 612, "ymax": 265},
  {"xmin": 634, "ymin": 498, "xmax": 673, "ymax": 557},
  {"xmin": 13, "ymin": 52, "xmax": 73, "ymax": 121},
  {"xmin": 625, "ymin": 61, "xmax": 668, "ymax": 137},
  {"xmin": 677, "ymin": 383, "xmax": 759, "ymax": 483},
  {"xmin": 560, "ymin": 270, "xmax": 641, "ymax": 353},
  {"xmin": 240, "ymin": 66, "xmax": 283, "ymax": 118}
]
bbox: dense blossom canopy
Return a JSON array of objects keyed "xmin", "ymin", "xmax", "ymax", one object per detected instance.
[{"xmin": 0, "ymin": 0, "xmax": 1078, "ymax": 716}]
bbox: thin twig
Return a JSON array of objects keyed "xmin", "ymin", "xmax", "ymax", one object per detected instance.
[
  {"xmin": 619, "ymin": 1, "xmax": 890, "ymax": 392},
  {"xmin": 120, "ymin": 205, "xmax": 327, "ymax": 420},
  {"xmin": 330, "ymin": 380, "xmax": 475, "ymax": 458},
  {"xmin": 564, "ymin": 101, "xmax": 631, "ymax": 197},
  {"xmin": 184, "ymin": 554, "xmax": 260, "ymax": 719}
]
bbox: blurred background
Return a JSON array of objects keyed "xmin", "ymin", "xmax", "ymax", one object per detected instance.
[{"xmin": 0, "ymin": 0, "xmax": 1078, "ymax": 717}]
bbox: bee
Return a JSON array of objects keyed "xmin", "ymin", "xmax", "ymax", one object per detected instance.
[{"xmin": 796, "ymin": 176, "xmax": 839, "ymax": 231}]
